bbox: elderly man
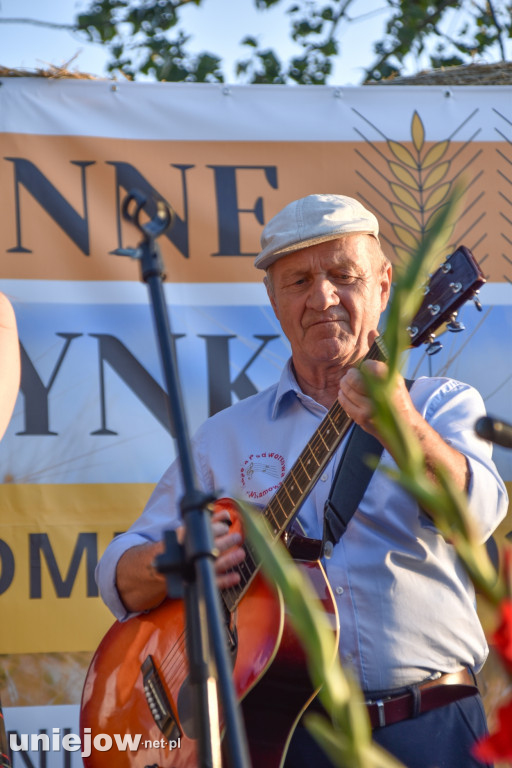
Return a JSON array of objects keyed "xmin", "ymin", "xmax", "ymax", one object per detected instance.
[{"xmin": 97, "ymin": 194, "xmax": 507, "ymax": 768}]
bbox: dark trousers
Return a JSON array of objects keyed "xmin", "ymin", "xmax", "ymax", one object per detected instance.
[{"xmin": 284, "ymin": 693, "xmax": 493, "ymax": 768}]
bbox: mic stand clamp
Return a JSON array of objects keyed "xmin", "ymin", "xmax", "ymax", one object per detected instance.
[{"xmin": 116, "ymin": 190, "xmax": 250, "ymax": 768}]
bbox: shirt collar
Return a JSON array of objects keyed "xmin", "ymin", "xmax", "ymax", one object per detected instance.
[{"xmin": 271, "ymin": 359, "xmax": 328, "ymax": 419}]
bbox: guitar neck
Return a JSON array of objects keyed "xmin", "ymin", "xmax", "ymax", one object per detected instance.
[{"xmin": 222, "ymin": 338, "xmax": 385, "ymax": 612}]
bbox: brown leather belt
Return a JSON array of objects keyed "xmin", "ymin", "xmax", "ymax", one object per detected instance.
[{"xmin": 365, "ymin": 669, "xmax": 478, "ymax": 729}]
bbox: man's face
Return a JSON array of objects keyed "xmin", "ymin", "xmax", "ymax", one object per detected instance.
[{"xmin": 265, "ymin": 234, "xmax": 392, "ymax": 372}]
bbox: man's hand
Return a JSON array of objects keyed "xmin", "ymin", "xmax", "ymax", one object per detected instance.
[
  {"xmin": 115, "ymin": 506, "xmax": 246, "ymax": 614},
  {"xmin": 337, "ymin": 360, "xmax": 415, "ymax": 444},
  {"xmin": 337, "ymin": 360, "xmax": 469, "ymax": 493},
  {"xmin": 209, "ymin": 507, "xmax": 246, "ymax": 589}
]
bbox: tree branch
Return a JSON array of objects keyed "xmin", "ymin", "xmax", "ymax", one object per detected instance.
[
  {"xmin": 362, "ymin": 0, "xmax": 460, "ymax": 81},
  {"xmin": 0, "ymin": 17, "xmax": 77, "ymax": 31},
  {"xmin": 487, "ymin": 0, "xmax": 507, "ymax": 60}
]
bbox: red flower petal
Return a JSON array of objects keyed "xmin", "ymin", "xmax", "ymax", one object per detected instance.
[
  {"xmin": 493, "ymin": 599, "xmax": 512, "ymax": 674},
  {"xmin": 474, "ymin": 698, "xmax": 512, "ymax": 761}
]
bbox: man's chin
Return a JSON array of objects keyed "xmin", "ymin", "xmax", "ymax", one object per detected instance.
[{"xmin": 307, "ymin": 337, "xmax": 354, "ymax": 362}]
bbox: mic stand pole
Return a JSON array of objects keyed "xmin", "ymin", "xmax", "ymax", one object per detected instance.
[{"xmin": 117, "ymin": 190, "xmax": 250, "ymax": 768}]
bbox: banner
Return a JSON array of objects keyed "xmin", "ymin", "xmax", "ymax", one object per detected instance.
[{"xmin": 0, "ymin": 78, "xmax": 511, "ymax": 755}]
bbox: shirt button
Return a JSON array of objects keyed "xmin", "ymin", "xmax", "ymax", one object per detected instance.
[
  {"xmin": 321, "ymin": 474, "xmax": 328, "ymax": 482},
  {"xmin": 323, "ymin": 540, "xmax": 333, "ymax": 559},
  {"xmin": 345, "ymin": 653, "xmax": 353, "ymax": 662},
  {"xmin": 335, "ymin": 586, "xmax": 344, "ymax": 595}
]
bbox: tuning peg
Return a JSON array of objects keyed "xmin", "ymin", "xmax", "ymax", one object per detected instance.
[
  {"xmin": 426, "ymin": 334, "xmax": 443, "ymax": 355},
  {"xmin": 441, "ymin": 261, "xmax": 453, "ymax": 274},
  {"xmin": 446, "ymin": 312, "xmax": 465, "ymax": 332},
  {"xmin": 473, "ymin": 291, "xmax": 483, "ymax": 311}
]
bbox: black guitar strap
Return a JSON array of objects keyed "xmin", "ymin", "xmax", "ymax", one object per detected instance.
[{"xmin": 323, "ymin": 378, "xmax": 414, "ymax": 557}]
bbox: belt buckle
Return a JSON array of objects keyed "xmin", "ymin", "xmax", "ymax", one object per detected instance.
[
  {"xmin": 376, "ymin": 699, "xmax": 386, "ymax": 728},
  {"xmin": 366, "ymin": 697, "xmax": 387, "ymax": 728}
]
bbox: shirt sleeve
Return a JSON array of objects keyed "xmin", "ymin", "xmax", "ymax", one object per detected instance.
[
  {"xmin": 95, "ymin": 427, "xmax": 215, "ymax": 620},
  {"xmin": 415, "ymin": 376, "xmax": 508, "ymax": 542}
]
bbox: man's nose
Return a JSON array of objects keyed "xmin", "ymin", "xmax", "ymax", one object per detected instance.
[{"xmin": 306, "ymin": 278, "xmax": 340, "ymax": 310}]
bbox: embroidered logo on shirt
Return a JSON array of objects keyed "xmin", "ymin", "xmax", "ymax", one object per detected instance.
[{"xmin": 240, "ymin": 452, "xmax": 286, "ymax": 500}]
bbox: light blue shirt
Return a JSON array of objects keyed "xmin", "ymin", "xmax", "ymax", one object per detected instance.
[{"xmin": 96, "ymin": 360, "xmax": 508, "ymax": 691}]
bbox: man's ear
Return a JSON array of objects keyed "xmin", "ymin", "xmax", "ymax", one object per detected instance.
[
  {"xmin": 264, "ymin": 275, "xmax": 279, "ymax": 318},
  {"xmin": 380, "ymin": 263, "xmax": 393, "ymax": 312}
]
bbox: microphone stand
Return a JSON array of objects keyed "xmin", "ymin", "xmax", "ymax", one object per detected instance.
[{"xmin": 117, "ymin": 190, "xmax": 250, "ymax": 768}]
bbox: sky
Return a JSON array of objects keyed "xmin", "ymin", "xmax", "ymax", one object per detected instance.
[
  {"xmin": 2, "ymin": 1, "xmax": 511, "ymax": 85},
  {"xmin": 0, "ymin": 0, "xmax": 398, "ymax": 85}
]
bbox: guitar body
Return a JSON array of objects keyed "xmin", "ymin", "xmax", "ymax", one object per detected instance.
[
  {"xmin": 239, "ymin": 560, "xmax": 338, "ymax": 768},
  {"xmin": 81, "ymin": 557, "xmax": 338, "ymax": 768}
]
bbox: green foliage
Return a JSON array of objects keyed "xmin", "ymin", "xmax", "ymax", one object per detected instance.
[
  {"xmin": 77, "ymin": 0, "xmax": 223, "ymax": 81},
  {"xmin": 71, "ymin": 0, "xmax": 511, "ymax": 83},
  {"xmin": 366, "ymin": 0, "xmax": 512, "ymax": 81},
  {"xmin": 237, "ymin": 46, "xmax": 286, "ymax": 84}
]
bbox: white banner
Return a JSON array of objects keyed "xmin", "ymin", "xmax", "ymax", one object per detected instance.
[
  {"xmin": 0, "ymin": 77, "xmax": 510, "ymax": 731},
  {"xmin": 1, "ymin": 79, "xmax": 512, "ymax": 141}
]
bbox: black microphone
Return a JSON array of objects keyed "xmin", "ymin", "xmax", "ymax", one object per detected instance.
[{"xmin": 475, "ymin": 416, "xmax": 512, "ymax": 449}]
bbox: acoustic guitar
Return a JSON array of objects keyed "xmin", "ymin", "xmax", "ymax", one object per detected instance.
[{"xmin": 80, "ymin": 245, "xmax": 485, "ymax": 768}]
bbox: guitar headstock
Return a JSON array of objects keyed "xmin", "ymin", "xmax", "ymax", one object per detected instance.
[{"xmin": 407, "ymin": 245, "xmax": 485, "ymax": 354}]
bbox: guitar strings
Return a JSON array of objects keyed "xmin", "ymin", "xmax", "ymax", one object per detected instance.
[{"xmin": 159, "ymin": 627, "xmax": 188, "ymax": 679}]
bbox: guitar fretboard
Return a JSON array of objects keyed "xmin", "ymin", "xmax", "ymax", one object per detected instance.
[{"xmin": 222, "ymin": 339, "xmax": 385, "ymax": 613}]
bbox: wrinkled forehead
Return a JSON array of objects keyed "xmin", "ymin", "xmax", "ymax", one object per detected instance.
[{"xmin": 267, "ymin": 234, "xmax": 381, "ymax": 280}]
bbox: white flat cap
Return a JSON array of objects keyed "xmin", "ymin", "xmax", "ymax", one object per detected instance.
[{"xmin": 255, "ymin": 193, "xmax": 379, "ymax": 270}]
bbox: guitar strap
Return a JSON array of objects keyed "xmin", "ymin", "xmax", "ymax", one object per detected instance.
[{"xmin": 323, "ymin": 378, "xmax": 414, "ymax": 557}]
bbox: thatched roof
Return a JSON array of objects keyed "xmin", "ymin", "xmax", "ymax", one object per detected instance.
[
  {"xmin": 0, "ymin": 64, "xmax": 103, "ymax": 80},
  {"xmin": 1, "ymin": 60, "xmax": 511, "ymax": 85},
  {"xmin": 377, "ymin": 60, "xmax": 512, "ymax": 85}
]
